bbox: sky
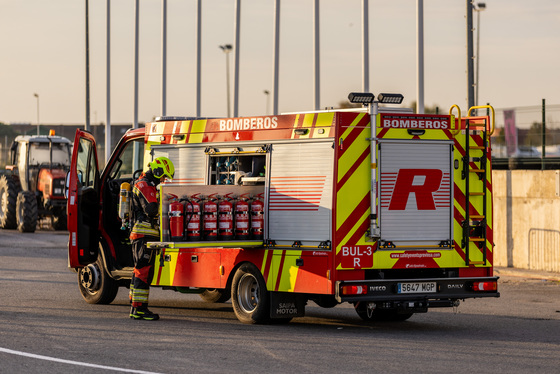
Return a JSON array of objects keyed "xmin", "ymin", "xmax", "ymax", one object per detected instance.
[{"xmin": 1, "ymin": 0, "xmax": 559, "ymax": 128}]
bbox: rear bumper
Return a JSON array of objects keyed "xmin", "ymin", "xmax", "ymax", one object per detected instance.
[{"xmin": 335, "ymin": 276, "xmax": 500, "ymax": 303}]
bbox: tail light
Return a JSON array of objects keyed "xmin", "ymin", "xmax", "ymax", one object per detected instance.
[
  {"xmin": 341, "ymin": 285, "xmax": 368, "ymax": 296},
  {"xmin": 471, "ymin": 281, "xmax": 498, "ymax": 292}
]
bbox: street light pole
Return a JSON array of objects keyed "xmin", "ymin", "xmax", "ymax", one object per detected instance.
[
  {"xmin": 161, "ymin": 0, "xmax": 167, "ymax": 117},
  {"xmin": 272, "ymin": 0, "xmax": 280, "ymax": 116},
  {"xmin": 466, "ymin": 0, "xmax": 475, "ymax": 110},
  {"xmin": 313, "ymin": 0, "xmax": 320, "ymax": 111},
  {"xmin": 85, "ymin": 0, "xmax": 91, "ymax": 132},
  {"xmin": 475, "ymin": 3, "xmax": 486, "ymax": 108},
  {"xmin": 232, "ymin": 0, "xmax": 241, "ymax": 117},
  {"xmin": 195, "ymin": 0, "xmax": 201, "ymax": 118},
  {"xmin": 33, "ymin": 93, "xmax": 40, "ymax": 135},
  {"xmin": 416, "ymin": 0, "xmax": 425, "ymax": 114},
  {"xmin": 362, "ymin": 0, "xmax": 369, "ymax": 93},
  {"xmin": 133, "ymin": 0, "xmax": 139, "ymax": 129},
  {"xmin": 220, "ymin": 44, "xmax": 233, "ymax": 117},
  {"xmin": 106, "ymin": 0, "xmax": 111, "ymax": 165}
]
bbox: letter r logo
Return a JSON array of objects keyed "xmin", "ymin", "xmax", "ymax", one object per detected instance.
[{"xmin": 388, "ymin": 169, "xmax": 443, "ymax": 210}]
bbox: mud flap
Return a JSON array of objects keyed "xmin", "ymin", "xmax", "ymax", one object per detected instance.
[{"xmin": 269, "ymin": 292, "xmax": 306, "ymax": 319}]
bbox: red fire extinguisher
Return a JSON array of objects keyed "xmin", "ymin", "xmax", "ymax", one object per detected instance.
[
  {"xmin": 234, "ymin": 193, "xmax": 250, "ymax": 240},
  {"xmin": 168, "ymin": 194, "xmax": 184, "ymax": 242},
  {"xmin": 184, "ymin": 194, "xmax": 201, "ymax": 241},
  {"xmin": 218, "ymin": 193, "xmax": 234, "ymax": 241},
  {"xmin": 202, "ymin": 194, "xmax": 218, "ymax": 241},
  {"xmin": 250, "ymin": 193, "xmax": 264, "ymax": 240}
]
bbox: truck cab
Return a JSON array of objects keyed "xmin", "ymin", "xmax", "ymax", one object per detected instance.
[{"xmin": 67, "ymin": 128, "xmax": 145, "ymax": 303}]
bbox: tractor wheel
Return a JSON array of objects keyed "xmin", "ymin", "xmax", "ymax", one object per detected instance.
[
  {"xmin": 16, "ymin": 191, "xmax": 38, "ymax": 233},
  {"xmin": 0, "ymin": 174, "xmax": 20, "ymax": 229}
]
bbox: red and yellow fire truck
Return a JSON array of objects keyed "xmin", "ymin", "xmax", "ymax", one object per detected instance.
[{"xmin": 67, "ymin": 93, "xmax": 499, "ymax": 323}]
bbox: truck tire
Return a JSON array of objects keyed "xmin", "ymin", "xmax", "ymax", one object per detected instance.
[
  {"xmin": 0, "ymin": 174, "xmax": 20, "ymax": 229},
  {"xmin": 16, "ymin": 191, "xmax": 38, "ymax": 233},
  {"xmin": 199, "ymin": 288, "xmax": 231, "ymax": 303},
  {"xmin": 78, "ymin": 253, "xmax": 119, "ymax": 304},
  {"xmin": 231, "ymin": 263, "xmax": 271, "ymax": 324},
  {"xmin": 354, "ymin": 302, "xmax": 413, "ymax": 322}
]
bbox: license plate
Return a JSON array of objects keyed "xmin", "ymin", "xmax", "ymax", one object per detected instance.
[{"xmin": 398, "ymin": 282, "xmax": 437, "ymax": 294}]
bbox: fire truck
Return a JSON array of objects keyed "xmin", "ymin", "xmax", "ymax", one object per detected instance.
[{"xmin": 67, "ymin": 92, "xmax": 499, "ymax": 323}]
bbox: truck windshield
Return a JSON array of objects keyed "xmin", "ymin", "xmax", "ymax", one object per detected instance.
[{"xmin": 28, "ymin": 142, "xmax": 71, "ymax": 167}]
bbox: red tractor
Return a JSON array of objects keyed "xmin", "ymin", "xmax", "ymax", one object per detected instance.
[{"xmin": 0, "ymin": 133, "xmax": 72, "ymax": 232}]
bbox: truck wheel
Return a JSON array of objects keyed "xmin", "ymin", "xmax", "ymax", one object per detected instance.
[
  {"xmin": 78, "ymin": 253, "xmax": 119, "ymax": 304},
  {"xmin": 16, "ymin": 191, "xmax": 38, "ymax": 233},
  {"xmin": 0, "ymin": 174, "xmax": 20, "ymax": 229},
  {"xmin": 354, "ymin": 302, "xmax": 413, "ymax": 322},
  {"xmin": 199, "ymin": 288, "xmax": 231, "ymax": 303},
  {"xmin": 231, "ymin": 263, "xmax": 270, "ymax": 324}
]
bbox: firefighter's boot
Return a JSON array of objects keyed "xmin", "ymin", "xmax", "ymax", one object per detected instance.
[{"xmin": 130, "ymin": 304, "xmax": 159, "ymax": 321}]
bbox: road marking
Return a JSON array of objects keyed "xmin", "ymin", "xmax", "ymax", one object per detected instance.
[{"xmin": 0, "ymin": 347, "xmax": 163, "ymax": 374}]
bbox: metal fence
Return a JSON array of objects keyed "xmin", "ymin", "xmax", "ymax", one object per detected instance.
[{"xmin": 491, "ymin": 103, "xmax": 560, "ymax": 159}]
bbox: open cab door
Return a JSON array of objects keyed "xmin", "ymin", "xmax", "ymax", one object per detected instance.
[{"xmin": 67, "ymin": 130, "xmax": 100, "ymax": 268}]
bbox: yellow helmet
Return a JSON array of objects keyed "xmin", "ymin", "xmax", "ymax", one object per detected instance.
[{"xmin": 149, "ymin": 157, "xmax": 175, "ymax": 179}]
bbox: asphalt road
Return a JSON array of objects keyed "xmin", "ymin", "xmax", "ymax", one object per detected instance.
[{"xmin": 1, "ymin": 230, "xmax": 559, "ymax": 374}]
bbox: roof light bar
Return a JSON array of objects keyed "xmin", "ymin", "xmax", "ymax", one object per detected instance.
[
  {"xmin": 377, "ymin": 93, "xmax": 404, "ymax": 104},
  {"xmin": 348, "ymin": 92, "xmax": 375, "ymax": 104},
  {"xmin": 155, "ymin": 116, "xmax": 191, "ymax": 122}
]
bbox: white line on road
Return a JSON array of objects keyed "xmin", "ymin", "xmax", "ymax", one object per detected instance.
[{"xmin": 0, "ymin": 347, "xmax": 164, "ymax": 374}]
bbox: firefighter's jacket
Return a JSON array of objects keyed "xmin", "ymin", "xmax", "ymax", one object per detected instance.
[{"xmin": 130, "ymin": 171, "xmax": 160, "ymax": 240}]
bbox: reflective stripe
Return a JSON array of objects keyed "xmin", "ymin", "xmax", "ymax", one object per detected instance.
[
  {"xmin": 131, "ymin": 221, "xmax": 159, "ymax": 237},
  {"xmin": 132, "ymin": 288, "xmax": 149, "ymax": 303}
]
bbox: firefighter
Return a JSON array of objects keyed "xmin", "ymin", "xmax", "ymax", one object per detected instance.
[{"xmin": 129, "ymin": 156, "xmax": 175, "ymax": 321}]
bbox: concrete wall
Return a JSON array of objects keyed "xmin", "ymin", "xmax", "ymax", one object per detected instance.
[{"xmin": 493, "ymin": 170, "xmax": 560, "ymax": 272}]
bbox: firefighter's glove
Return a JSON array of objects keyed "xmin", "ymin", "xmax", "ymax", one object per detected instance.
[{"xmin": 145, "ymin": 202, "xmax": 159, "ymax": 217}]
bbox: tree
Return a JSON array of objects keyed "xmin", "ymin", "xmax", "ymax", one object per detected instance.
[
  {"xmin": 0, "ymin": 123, "xmax": 17, "ymax": 137},
  {"xmin": 0, "ymin": 123, "xmax": 17, "ymax": 168},
  {"xmin": 492, "ymin": 127, "xmax": 505, "ymax": 146}
]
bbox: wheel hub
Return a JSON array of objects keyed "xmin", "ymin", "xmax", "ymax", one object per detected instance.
[
  {"xmin": 80, "ymin": 263, "xmax": 101, "ymax": 294},
  {"xmin": 237, "ymin": 273, "xmax": 259, "ymax": 313}
]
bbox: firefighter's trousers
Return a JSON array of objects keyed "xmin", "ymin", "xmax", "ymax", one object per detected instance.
[{"xmin": 131, "ymin": 237, "xmax": 157, "ymax": 307}]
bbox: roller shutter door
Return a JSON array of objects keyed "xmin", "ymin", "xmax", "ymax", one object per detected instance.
[
  {"xmin": 268, "ymin": 141, "xmax": 333, "ymax": 243},
  {"xmin": 378, "ymin": 140, "xmax": 453, "ymax": 248}
]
